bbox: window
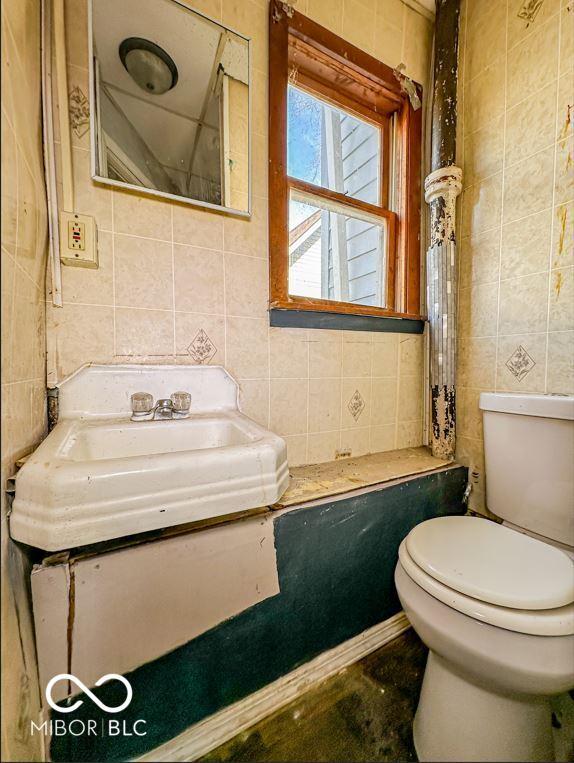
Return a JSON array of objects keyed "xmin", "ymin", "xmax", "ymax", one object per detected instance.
[{"xmin": 269, "ymin": 0, "xmax": 423, "ymax": 320}]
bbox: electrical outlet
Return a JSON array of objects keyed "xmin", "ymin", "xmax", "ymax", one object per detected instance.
[{"xmin": 59, "ymin": 212, "xmax": 98, "ymax": 268}]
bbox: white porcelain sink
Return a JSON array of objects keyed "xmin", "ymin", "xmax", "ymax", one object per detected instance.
[{"xmin": 10, "ymin": 365, "xmax": 289, "ymax": 551}]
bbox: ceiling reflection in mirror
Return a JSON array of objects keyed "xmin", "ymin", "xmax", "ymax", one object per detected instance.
[{"xmin": 90, "ymin": 0, "xmax": 250, "ymax": 214}]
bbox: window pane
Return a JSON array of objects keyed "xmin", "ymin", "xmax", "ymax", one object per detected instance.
[
  {"xmin": 287, "ymin": 86, "xmax": 380, "ymax": 206},
  {"xmin": 289, "ymin": 194, "xmax": 387, "ymax": 307}
]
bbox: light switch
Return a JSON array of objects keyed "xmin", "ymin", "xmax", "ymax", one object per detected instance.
[{"xmin": 59, "ymin": 211, "xmax": 98, "ymax": 268}]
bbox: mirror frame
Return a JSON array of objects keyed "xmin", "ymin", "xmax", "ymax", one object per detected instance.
[{"xmin": 87, "ymin": 0, "xmax": 252, "ymax": 218}]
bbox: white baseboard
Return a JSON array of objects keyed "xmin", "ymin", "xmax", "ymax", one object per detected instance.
[{"xmin": 138, "ymin": 611, "xmax": 411, "ymax": 762}]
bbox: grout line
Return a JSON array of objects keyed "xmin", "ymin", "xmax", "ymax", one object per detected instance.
[
  {"xmin": 494, "ymin": 0, "xmax": 511, "ymax": 393},
  {"xmin": 545, "ymin": 4, "xmax": 564, "ymax": 393}
]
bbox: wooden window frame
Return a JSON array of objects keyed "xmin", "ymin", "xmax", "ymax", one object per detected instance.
[{"xmin": 268, "ymin": 0, "xmax": 423, "ymax": 320}]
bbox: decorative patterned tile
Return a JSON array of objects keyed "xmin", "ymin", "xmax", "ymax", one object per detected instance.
[
  {"xmin": 69, "ymin": 86, "xmax": 90, "ymax": 138},
  {"xmin": 505, "ymin": 345, "xmax": 536, "ymax": 381},
  {"xmin": 187, "ymin": 329, "xmax": 217, "ymax": 364},
  {"xmin": 348, "ymin": 390, "xmax": 366, "ymax": 421}
]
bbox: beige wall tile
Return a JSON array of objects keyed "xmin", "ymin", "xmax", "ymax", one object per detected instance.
[
  {"xmin": 398, "ymin": 374, "xmax": 423, "ymax": 421},
  {"xmin": 507, "ymin": 0, "xmax": 560, "ymax": 48},
  {"xmin": 269, "ymin": 328, "xmax": 308, "ymax": 379},
  {"xmin": 59, "ymin": 230, "xmax": 114, "ymax": 305},
  {"xmin": 464, "ymin": 0, "xmax": 506, "ymax": 83},
  {"xmin": 371, "ymin": 378, "xmax": 397, "ymax": 425},
  {"xmin": 559, "ymin": 4, "xmax": 573, "ymax": 77},
  {"xmin": 238, "ymin": 379, "xmax": 269, "ymax": 427},
  {"xmin": 174, "ymin": 245, "xmax": 224, "ymax": 314},
  {"xmin": 115, "ymin": 308, "xmax": 174, "ymax": 358},
  {"xmin": 66, "ymin": 147, "xmax": 112, "ymax": 231},
  {"xmin": 343, "ymin": 0, "xmax": 375, "ymax": 54},
  {"xmin": 459, "ymin": 229, "xmax": 500, "ymax": 288},
  {"xmin": 309, "ymin": 378, "xmax": 341, "ymax": 433},
  {"xmin": 225, "ymin": 317, "xmax": 269, "ymax": 379},
  {"xmin": 342, "ymin": 338, "xmax": 372, "ymax": 377},
  {"xmin": 549, "ymin": 267, "xmax": 574, "ymax": 331},
  {"xmin": 498, "ymin": 272, "xmax": 549, "ymax": 335},
  {"xmin": 115, "ymin": 235, "xmax": 173, "ymax": 310},
  {"xmin": 458, "ymin": 336, "xmax": 497, "ymax": 388},
  {"xmin": 341, "ymin": 379, "xmax": 371, "ymax": 428},
  {"xmin": 113, "ymin": 191, "xmax": 171, "ymax": 240},
  {"xmin": 174, "ymin": 313, "xmax": 225, "ymax": 366},
  {"xmin": 340, "ymin": 427, "xmax": 370, "ymax": 458},
  {"xmin": 458, "ymin": 283, "xmax": 499, "ymax": 337},
  {"xmin": 457, "ymin": 387, "xmax": 483, "ymax": 440},
  {"xmin": 503, "ymin": 146, "xmax": 555, "ymax": 224},
  {"xmin": 224, "ymin": 253, "xmax": 268, "ymax": 318},
  {"xmin": 399, "ymin": 334, "xmax": 423, "ymax": 376},
  {"xmin": 373, "ymin": 18, "xmax": 403, "ymax": 68},
  {"xmin": 223, "ymin": 199, "xmax": 268, "ymax": 257},
  {"xmin": 49, "ymin": 303, "xmax": 113, "ymax": 378},
  {"xmin": 307, "ymin": 0, "xmax": 343, "ymax": 34},
  {"xmin": 556, "ymin": 72, "xmax": 573, "ymax": 142},
  {"xmin": 463, "ymin": 115, "xmax": 504, "ymax": 187},
  {"xmin": 461, "ymin": 173, "xmax": 503, "ymax": 236},
  {"xmin": 500, "ymin": 209, "xmax": 552, "ymax": 279},
  {"xmin": 552, "ymin": 202, "xmax": 573, "ymax": 269},
  {"xmin": 505, "ymin": 81, "xmax": 557, "ymax": 167},
  {"xmin": 371, "ymin": 333, "xmax": 398, "ymax": 376},
  {"xmin": 308, "ymin": 332, "xmax": 342, "ymax": 378},
  {"xmin": 463, "ymin": 63, "xmax": 506, "ymax": 134},
  {"xmin": 307, "ymin": 431, "xmax": 339, "ymax": 464},
  {"xmin": 283, "ymin": 434, "xmax": 308, "ymax": 467},
  {"xmin": 507, "ymin": 16, "xmax": 559, "ymax": 109},
  {"xmin": 396, "ymin": 420, "xmax": 423, "ymax": 449},
  {"xmin": 370, "ymin": 424, "xmax": 395, "ymax": 452},
  {"xmin": 546, "ymin": 330, "xmax": 574, "ymax": 393},
  {"xmin": 270, "ymin": 379, "xmax": 308, "ymax": 436},
  {"xmin": 554, "ymin": 135, "xmax": 574, "ymax": 205},
  {"xmin": 496, "ymin": 333, "xmax": 547, "ymax": 392},
  {"xmin": 1, "ymin": 115, "xmax": 18, "ymax": 258},
  {"xmin": 172, "ymin": 204, "xmax": 224, "ymax": 250}
]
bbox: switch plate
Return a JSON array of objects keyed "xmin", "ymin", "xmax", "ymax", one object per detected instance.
[{"xmin": 59, "ymin": 212, "xmax": 98, "ymax": 268}]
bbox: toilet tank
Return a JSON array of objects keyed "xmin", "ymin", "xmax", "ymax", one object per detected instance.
[{"xmin": 479, "ymin": 393, "xmax": 574, "ymax": 547}]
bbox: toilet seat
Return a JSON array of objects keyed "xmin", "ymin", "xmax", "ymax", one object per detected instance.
[
  {"xmin": 406, "ymin": 515, "xmax": 574, "ymax": 610},
  {"xmin": 399, "ymin": 540, "xmax": 574, "ymax": 636}
]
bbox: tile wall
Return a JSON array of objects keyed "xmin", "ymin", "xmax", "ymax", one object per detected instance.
[
  {"xmin": 457, "ymin": 0, "xmax": 573, "ymax": 511},
  {"xmin": 47, "ymin": 0, "xmax": 434, "ymax": 465},
  {"xmin": 1, "ymin": 0, "xmax": 48, "ymax": 759}
]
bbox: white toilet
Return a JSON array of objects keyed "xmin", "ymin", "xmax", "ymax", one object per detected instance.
[{"xmin": 395, "ymin": 393, "xmax": 574, "ymax": 762}]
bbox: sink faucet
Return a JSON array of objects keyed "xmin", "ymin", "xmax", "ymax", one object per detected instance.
[{"xmin": 130, "ymin": 391, "xmax": 191, "ymax": 421}]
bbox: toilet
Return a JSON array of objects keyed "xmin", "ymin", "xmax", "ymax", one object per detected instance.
[{"xmin": 395, "ymin": 393, "xmax": 574, "ymax": 762}]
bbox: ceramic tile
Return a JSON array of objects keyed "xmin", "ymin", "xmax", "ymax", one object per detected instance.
[
  {"xmin": 399, "ymin": 335, "xmax": 423, "ymax": 377},
  {"xmin": 238, "ymin": 379, "xmax": 270, "ymax": 428},
  {"xmin": 308, "ymin": 332, "xmax": 343, "ymax": 378},
  {"xmin": 1, "ymin": 115, "xmax": 18, "ymax": 258},
  {"xmin": 283, "ymin": 434, "xmax": 308, "ymax": 467},
  {"xmin": 457, "ymin": 387, "xmax": 484, "ymax": 440},
  {"xmin": 503, "ymin": 147, "xmax": 555, "ymax": 224},
  {"xmin": 546, "ymin": 330, "xmax": 574, "ymax": 393},
  {"xmin": 225, "ymin": 317, "xmax": 269, "ymax": 379},
  {"xmin": 552, "ymin": 202, "xmax": 574, "ymax": 269},
  {"xmin": 172, "ymin": 204, "xmax": 223, "ymax": 251},
  {"xmin": 48, "ymin": 303, "xmax": 114, "ymax": 380},
  {"xmin": 270, "ymin": 379, "xmax": 308, "ymax": 436},
  {"xmin": 370, "ymin": 424, "xmax": 396, "ymax": 453},
  {"xmin": 500, "ymin": 209, "xmax": 552, "ymax": 279},
  {"xmin": 174, "ymin": 245, "xmax": 224, "ymax": 315},
  {"xmin": 463, "ymin": 115, "xmax": 505, "ymax": 187},
  {"xmin": 458, "ymin": 283, "xmax": 499, "ymax": 337},
  {"xmin": 556, "ymin": 72, "xmax": 573, "ymax": 142},
  {"xmin": 559, "ymin": 5, "xmax": 574, "ymax": 77},
  {"xmin": 549, "ymin": 267, "xmax": 574, "ymax": 331},
  {"xmin": 371, "ymin": 334, "xmax": 399, "ymax": 376},
  {"xmin": 175, "ymin": 314, "xmax": 225, "ymax": 366},
  {"xmin": 373, "ymin": 18, "xmax": 403, "ymax": 68},
  {"xmin": 307, "ymin": 0, "xmax": 343, "ymax": 34},
  {"xmin": 507, "ymin": 16, "xmax": 559, "ymax": 109},
  {"xmin": 224, "ymin": 254, "xmax": 268, "ymax": 318},
  {"xmin": 464, "ymin": 1, "xmax": 506, "ymax": 83},
  {"xmin": 496, "ymin": 333, "xmax": 547, "ymax": 392},
  {"xmin": 458, "ymin": 229, "xmax": 501, "ymax": 288},
  {"xmin": 343, "ymin": 0, "xmax": 375, "ymax": 53},
  {"xmin": 60, "ymin": 230, "xmax": 114, "ymax": 305},
  {"xmin": 505, "ymin": 81, "xmax": 557, "ymax": 167},
  {"xmin": 463, "ymin": 63, "xmax": 506, "ymax": 134},
  {"xmin": 554, "ymin": 135, "xmax": 574, "ymax": 206},
  {"xmin": 498, "ymin": 272, "xmax": 549, "ymax": 335},
  {"xmin": 461, "ymin": 173, "xmax": 503, "ymax": 236},
  {"xmin": 402, "ymin": 10, "xmax": 432, "ymax": 86},
  {"xmin": 308, "ymin": 378, "xmax": 341, "ymax": 433},
  {"xmin": 66, "ymin": 147, "xmax": 112, "ymax": 232},
  {"xmin": 306, "ymin": 431, "xmax": 339, "ymax": 464},
  {"xmin": 398, "ymin": 375, "xmax": 423, "ymax": 422},
  {"xmin": 114, "ymin": 234, "xmax": 173, "ymax": 310},
  {"xmin": 396, "ymin": 420, "xmax": 423, "ymax": 449},
  {"xmin": 223, "ymin": 198, "xmax": 268, "ymax": 258},
  {"xmin": 114, "ymin": 308, "xmax": 174, "ymax": 358},
  {"xmin": 458, "ymin": 336, "xmax": 497, "ymax": 388},
  {"xmin": 112, "ymin": 191, "xmax": 171, "ymax": 240},
  {"xmin": 371, "ymin": 378, "xmax": 397, "ymax": 426},
  {"xmin": 269, "ymin": 328, "xmax": 309, "ymax": 379},
  {"xmin": 341, "ymin": 380, "xmax": 370, "ymax": 429},
  {"xmin": 507, "ymin": 0, "xmax": 560, "ymax": 48},
  {"xmin": 340, "ymin": 427, "xmax": 370, "ymax": 458},
  {"xmin": 342, "ymin": 339, "xmax": 372, "ymax": 378}
]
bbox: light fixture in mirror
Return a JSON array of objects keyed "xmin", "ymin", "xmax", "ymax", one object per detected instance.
[{"xmin": 89, "ymin": 0, "xmax": 250, "ymax": 216}]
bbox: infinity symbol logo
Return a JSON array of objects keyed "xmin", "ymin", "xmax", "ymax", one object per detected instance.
[{"xmin": 46, "ymin": 674, "xmax": 133, "ymax": 714}]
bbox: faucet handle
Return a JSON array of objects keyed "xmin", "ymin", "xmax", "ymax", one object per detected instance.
[
  {"xmin": 131, "ymin": 392, "xmax": 154, "ymax": 420},
  {"xmin": 171, "ymin": 391, "xmax": 191, "ymax": 417}
]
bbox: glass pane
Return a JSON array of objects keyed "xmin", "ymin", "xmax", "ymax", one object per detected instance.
[
  {"xmin": 287, "ymin": 86, "xmax": 381, "ymax": 205},
  {"xmin": 289, "ymin": 194, "xmax": 387, "ymax": 307}
]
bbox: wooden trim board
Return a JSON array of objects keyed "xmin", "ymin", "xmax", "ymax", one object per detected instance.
[{"xmin": 137, "ymin": 611, "xmax": 410, "ymax": 762}]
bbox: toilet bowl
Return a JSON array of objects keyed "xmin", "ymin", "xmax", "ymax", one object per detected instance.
[{"xmin": 395, "ymin": 393, "xmax": 574, "ymax": 762}]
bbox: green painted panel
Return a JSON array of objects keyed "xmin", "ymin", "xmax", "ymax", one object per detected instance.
[{"xmin": 50, "ymin": 467, "xmax": 466, "ymax": 761}]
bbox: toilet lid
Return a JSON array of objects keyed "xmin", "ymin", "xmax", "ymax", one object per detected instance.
[{"xmin": 406, "ymin": 516, "xmax": 574, "ymax": 610}]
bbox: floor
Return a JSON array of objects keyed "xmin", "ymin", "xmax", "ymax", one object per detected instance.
[{"xmin": 201, "ymin": 629, "xmax": 427, "ymax": 763}]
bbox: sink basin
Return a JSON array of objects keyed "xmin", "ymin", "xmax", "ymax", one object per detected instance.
[{"xmin": 10, "ymin": 365, "xmax": 289, "ymax": 551}]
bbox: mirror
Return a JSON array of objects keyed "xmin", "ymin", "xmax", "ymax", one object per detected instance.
[{"xmin": 89, "ymin": 0, "xmax": 250, "ymax": 215}]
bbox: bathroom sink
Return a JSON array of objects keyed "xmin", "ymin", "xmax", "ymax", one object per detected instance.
[{"xmin": 10, "ymin": 365, "xmax": 289, "ymax": 551}]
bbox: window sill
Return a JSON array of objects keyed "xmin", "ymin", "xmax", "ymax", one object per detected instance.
[{"xmin": 269, "ymin": 308, "xmax": 425, "ymax": 334}]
